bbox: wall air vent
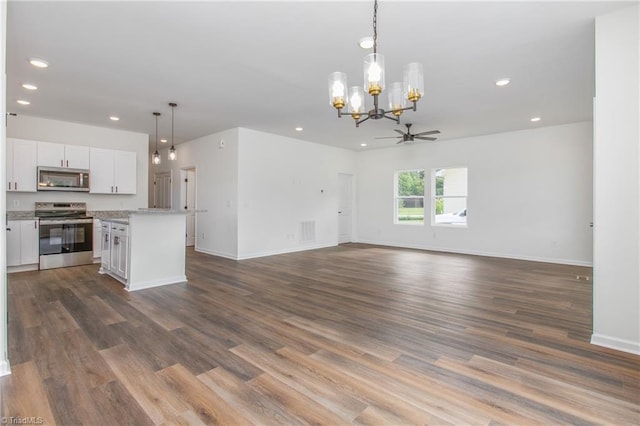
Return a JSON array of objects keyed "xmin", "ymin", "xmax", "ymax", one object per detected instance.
[{"xmin": 299, "ymin": 220, "xmax": 316, "ymax": 243}]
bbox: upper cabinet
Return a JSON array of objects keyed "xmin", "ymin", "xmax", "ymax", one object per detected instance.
[
  {"xmin": 89, "ymin": 148, "xmax": 137, "ymax": 194},
  {"xmin": 37, "ymin": 141, "xmax": 89, "ymax": 169},
  {"xmin": 6, "ymin": 138, "xmax": 37, "ymax": 192}
]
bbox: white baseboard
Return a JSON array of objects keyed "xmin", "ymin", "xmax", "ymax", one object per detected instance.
[
  {"xmin": 356, "ymin": 239, "xmax": 593, "ymax": 267},
  {"xmin": 7, "ymin": 264, "xmax": 39, "ymax": 274},
  {"xmin": 237, "ymin": 242, "xmax": 337, "ymax": 260},
  {"xmin": 126, "ymin": 275, "xmax": 188, "ymax": 292},
  {"xmin": 591, "ymin": 334, "xmax": 640, "ymax": 355},
  {"xmin": 196, "ymin": 243, "xmax": 338, "ymax": 261},
  {"xmin": 195, "ymin": 247, "xmax": 238, "ymax": 260},
  {"xmin": 0, "ymin": 359, "xmax": 10, "ymax": 377}
]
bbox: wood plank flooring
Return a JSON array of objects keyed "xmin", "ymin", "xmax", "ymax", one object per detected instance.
[{"xmin": 2, "ymin": 244, "xmax": 639, "ymax": 425}]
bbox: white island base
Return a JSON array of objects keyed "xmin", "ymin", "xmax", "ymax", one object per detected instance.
[{"xmin": 99, "ymin": 211, "xmax": 187, "ymax": 291}]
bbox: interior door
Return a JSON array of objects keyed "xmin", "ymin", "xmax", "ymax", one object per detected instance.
[
  {"xmin": 181, "ymin": 168, "xmax": 197, "ymax": 247},
  {"xmin": 338, "ymin": 173, "xmax": 353, "ymax": 244},
  {"xmin": 154, "ymin": 171, "xmax": 172, "ymax": 209}
]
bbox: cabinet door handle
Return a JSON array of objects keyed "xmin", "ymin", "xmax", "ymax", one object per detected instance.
[
  {"xmin": 114, "ymin": 236, "xmax": 119, "ymax": 245},
  {"xmin": 105, "ymin": 234, "xmax": 109, "ymax": 242},
  {"xmin": 115, "ymin": 186, "xmax": 118, "ymax": 193},
  {"xmin": 34, "ymin": 221, "xmax": 37, "ymax": 228},
  {"xmin": 111, "ymin": 186, "xmax": 114, "ymax": 193},
  {"xmin": 15, "ymin": 182, "xmax": 17, "ymax": 190},
  {"xmin": 61, "ymin": 159, "xmax": 64, "ymax": 167},
  {"xmin": 6, "ymin": 228, "xmax": 11, "ymax": 232}
]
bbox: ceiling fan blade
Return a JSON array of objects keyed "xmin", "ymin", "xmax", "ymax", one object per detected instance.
[
  {"xmin": 375, "ymin": 136, "xmax": 402, "ymax": 139},
  {"xmin": 393, "ymin": 129, "xmax": 405, "ymax": 135},
  {"xmin": 414, "ymin": 136, "xmax": 437, "ymax": 141},
  {"xmin": 414, "ymin": 130, "xmax": 440, "ymax": 136}
]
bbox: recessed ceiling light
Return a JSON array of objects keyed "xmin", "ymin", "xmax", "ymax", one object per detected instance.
[
  {"xmin": 109, "ymin": 116, "xmax": 120, "ymax": 121},
  {"xmin": 22, "ymin": 83, "xmax": 38, "ymax": 90},
  {"xmin": 495, "ymin": 78, "xmax": 510, "ymax": 87},
  {"xmin": 359, "ymin": 37, "xmax": 374, "ymax": 49},
  {"xmin": 29, "ymin": 58, "xmax": 48, "ymax": 68},
  {"xmin": 160, "ymin": 139, "xmax": 167, "ymax": 143},
  {"xmin": 295, "ymin": 127, "xmax": 303, "ymax": 132},
  {"xmin": 360, "ymin": 143, "xmax": 367, "ymax": 147},
  {"xmin": 530, "ymin": 116, "xmax": 541, "ymax": 122},
  {"xmin": 16, "ymin": 100, "xmax": 30, "ymax": 105}
]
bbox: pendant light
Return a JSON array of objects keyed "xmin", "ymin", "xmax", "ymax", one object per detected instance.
[
  {"xmin": 168, "ymin": 102, "xmax": 177, "ymax": 161},
  {"xmin": 152, "ymin": 112, "xmax": 161, "ymax": 165}
]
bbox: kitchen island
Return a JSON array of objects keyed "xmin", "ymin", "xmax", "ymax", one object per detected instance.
[{"xmin": 99, "ymin": 210, "xmax": 187, "ymax": 291}]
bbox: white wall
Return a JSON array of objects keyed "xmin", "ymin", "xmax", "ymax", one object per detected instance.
[
  {"xmin": 150, "ymin": 128, "xmax": 240, "ymax": 259},
  {"xmin": 7, "ymin": 115, "xmax": 149, "ymax": 211},
  {"xmin": 1, "ymin": 0, "xmax": 10, "ymax": 376},
  {"xmin": 592, "ymin": 4, "xmax": 640, "ymax": 354},
  {"xmin": 357, "ymin": 122, "xmax": 594, "ymax": 266},
  {"xmin": 237, "ymin": 128, "xmax": 356, "ymax": 259}
]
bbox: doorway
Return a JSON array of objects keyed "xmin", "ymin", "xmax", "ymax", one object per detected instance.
[
  {"xmin": 180, "ymin": 168, "xmax": 197, "ymax": 247},
  {"xmin": 153, "ymin": 171, "xmax": 172, "ymax": 209},
  {"xmin": 338, "ymin": 173, "xmax": 353, "ymax": 243}
]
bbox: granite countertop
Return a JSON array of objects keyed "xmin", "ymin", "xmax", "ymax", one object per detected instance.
[
  {"xmin": 7, "ymin": 209, "xmax": 205, "ymax": 221},
  {"xmin": 7, "ymin": 211, "xmax": 36, "ymax": 220}
]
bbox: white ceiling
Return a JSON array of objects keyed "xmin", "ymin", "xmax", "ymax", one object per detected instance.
[{"xmin": 5, "ymin": 1, "xmax": 632, "ymax": 151}]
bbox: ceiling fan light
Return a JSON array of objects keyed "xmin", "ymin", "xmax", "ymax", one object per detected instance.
[
  {"xmin": 364, "ymin": 53, "xmax": 385, "ymax": 95},
  {"xmin": 403, "ymin": 62, "xmax": 424, "ymax": 102},
  {"xmin": 328, "ymin": 72, "xmax": 348, "ymax": 110},
  {"xmin": 388, "ymin": 82, "xmax": 406, "ymax": 116}
]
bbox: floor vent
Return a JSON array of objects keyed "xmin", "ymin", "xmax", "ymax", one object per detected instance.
[{"xmin": 299, "ymin": 220, "xmax": 316, "ymax": 243}]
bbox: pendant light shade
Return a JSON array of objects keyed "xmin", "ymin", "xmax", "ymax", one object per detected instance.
[
  {"xmin": 168, "ymin": 102, "xmax": 177, "ymax": 161},
  {"xmin": 152, "ymin": 112, "xmax": 161, "ymax": 165}
]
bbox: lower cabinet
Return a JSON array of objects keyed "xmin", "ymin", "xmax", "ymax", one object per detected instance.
[
  {"xmin": 99, "ymin": 221, "xmax": 129, "ymax": 282},
  {"xmin": 93, "ymin": 219, "xmax": 102, "ymax": 260},
  {"xmin": 7, "ymin": 219, "xmax": 39, "ymax": 268}
]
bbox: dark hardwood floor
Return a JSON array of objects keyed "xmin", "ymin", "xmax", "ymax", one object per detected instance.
[{"xmin": 2, "ymin": 244, "xmax": 639, "ymax": 425}]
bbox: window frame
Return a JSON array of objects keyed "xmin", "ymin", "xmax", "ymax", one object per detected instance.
[
  {"xmin": 394, "ymin": 169, "xmax": 426, "ymax": 225},
  {"xmin": 431, "ymin": 166, "xmax": 468, "ymax": 228}
]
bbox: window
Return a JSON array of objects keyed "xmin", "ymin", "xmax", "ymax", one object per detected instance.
[
  {"xmin": 433, "ymin": 167, "xmax": 467, "ymax": 226},
  {"xmin": 395, "ymin": 170, "xmax": 425, "ymax": 224}
]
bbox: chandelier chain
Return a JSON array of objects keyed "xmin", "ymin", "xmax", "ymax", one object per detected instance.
[{"xmin": 373, "ymin": 0, "xmax": 378, "ymax": 54}]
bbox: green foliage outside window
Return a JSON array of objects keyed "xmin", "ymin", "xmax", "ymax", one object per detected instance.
[{"xmin": 398, "ymin": 170, "xmax": 425, "ymax": 196}]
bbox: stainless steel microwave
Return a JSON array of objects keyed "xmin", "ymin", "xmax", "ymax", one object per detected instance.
[{"xmin": 37, "ymin": 167, "xmax": 90, "ymax": 192}]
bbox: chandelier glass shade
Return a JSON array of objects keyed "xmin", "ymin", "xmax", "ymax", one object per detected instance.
[
  {"xmin": 152, "ymin": 112, "xmax": 161, "ymax": 165},
  {"xmin": 328, "ymin": 0, "xmax": 424, "ymax": 127}
]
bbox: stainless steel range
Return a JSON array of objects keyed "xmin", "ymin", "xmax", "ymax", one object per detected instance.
[{"xmin": 35, "ymin": 202, "xmax": 93, "ymax": 270}]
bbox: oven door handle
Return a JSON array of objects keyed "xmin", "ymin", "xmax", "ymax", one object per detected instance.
[{"xmin": 39, "ymin": 218, "xmax": 94, "ymax": 225}]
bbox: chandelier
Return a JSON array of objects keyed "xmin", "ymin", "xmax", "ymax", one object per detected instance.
[{"xmin": 328, "ymin": 0, "xmax": 424, "ymax": 127}]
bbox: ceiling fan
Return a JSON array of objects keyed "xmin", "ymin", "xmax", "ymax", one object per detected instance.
[{"xmin": 375, "ymin": 123, "xmax": 440, "ymax": 144}]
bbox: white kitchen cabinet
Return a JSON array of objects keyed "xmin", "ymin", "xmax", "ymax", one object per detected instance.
[
  {"xmin": 111, "ymin": 224, "xmax": 129, "ymax": 280},
  {"xmin": 7, "ymin": 219, "xmax": 39, "ymax": 267},
  {"xmin": 100, "ymin": 221, "xmax": 129, "ymax": 281},
  {"xmin": 6, "ymin": 221, "xmax": 22, "ymax": 267},
  {"xmin": 38, "ymin": 141, "xmax": 90, "ymax": 169},
  {"xmin": 20, "ymin": 220, "xmax": 39, "ymax": 265},
  {"xmin": 89, "ymin": 148, "xmax": 137, "ymax": 194},
  {"xmin": 100, "ymin": 222, "xmax": 110, "ymax": 271},
  {"xmin": 7, "ymin": 138, "xmax": 37, "ymax": 192},
  {"xmin": 93, "ymin": 219, "xmax": 102, "ymax": 259}
]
